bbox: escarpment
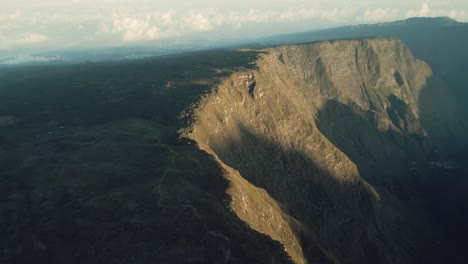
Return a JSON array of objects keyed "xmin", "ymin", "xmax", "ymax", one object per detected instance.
[{"xmin": 184, "ymin": 38, "xmax": 433, "ymax": 263}]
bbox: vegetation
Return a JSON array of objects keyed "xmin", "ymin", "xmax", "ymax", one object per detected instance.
[
  {"xmin": 0, "ymin": 49, "xmax": 296, "ymax": 264},
  {"xmin": 1, "ymin": 17, "xmax": 467, "ymax": 264}
]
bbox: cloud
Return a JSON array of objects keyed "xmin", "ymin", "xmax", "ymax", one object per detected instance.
[
  {"xmin": 19, "ymin": 33, "xmax": 49, "ymax": 45},
  {"xmin": 420, "ymin": 3, "xmax": 431, "ymax": 16},
  {"xmin": 0, "ymin": 54, "xmax": 63, "ymax": 65},
  {"xmin": 160, "ymin": 11, "xmax": 174, "ymax": 26},
  {"xmin": 362, "ymin": 8, "xmax": 400, "ymax": 22},
  {"xmin": 448, "ymin": 10, "xmax": 466, "ymax": 21},
  {"xmin": 185, "ymin": 12, "xmax": 213, "ymax": 32},
  {"xmin": 98, "ymin": 8, "xmax": 357, "ymax": 42},
  {"xmin": 2, "ymin": 2, "xmax": 468, "ymax": 51},
  {"xmin": 109, "ymin": 14, "xmax": 161, "ymax": 41},
  {"xmin": 406, "ymin": 3, "xmax": 431, "ymax": 17},
  {"xmin": 0, "ymin": 33, "xmax": 49, "ymax": 49},
  {"xmin": 222, "ymin": 9, "xmax": 276, "ymax": 29},
  {"xmin": 403, "ymin": 3, "xmax": 467, "ymax": 21}
]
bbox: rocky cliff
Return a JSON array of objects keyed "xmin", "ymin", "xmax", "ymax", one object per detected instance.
[{"xmin": 183, "ymin": 38, "xmax": 433, "ymax": 263}]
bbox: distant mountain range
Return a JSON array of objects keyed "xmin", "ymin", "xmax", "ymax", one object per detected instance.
[
  {"xmin": 0, "ymin": 37, "xmax": 243, "ymax": 67},
  {"xmin": 2, "ymin": 17, "xmax": 466, "ymax": 68}
]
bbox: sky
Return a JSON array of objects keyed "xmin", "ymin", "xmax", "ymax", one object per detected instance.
[{"xmin": 1, "ymin": 0, "xmax": 467, "ymax": 56}]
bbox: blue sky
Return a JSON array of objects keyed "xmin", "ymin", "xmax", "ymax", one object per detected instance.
[{"xmin": 1, "ymin": 0, "xmax": 467, "ymax": 56}]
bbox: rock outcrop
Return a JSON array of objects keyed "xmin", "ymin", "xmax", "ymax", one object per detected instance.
[{"xmin": 184, "ymin": 38, "xmax": 433, "ymax": 263}]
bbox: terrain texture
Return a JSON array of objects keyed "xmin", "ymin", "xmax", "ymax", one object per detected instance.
[
  {"xmin": 185, "ymin": 38, "xmax": 435, "ymax": 263},
  {"xmin": 1, "ymin": 22, "xmax": 467, "ymax": 263},
  {"xmin": 0, "ymin": 51, "xmax": 296, "ymax": 263}
]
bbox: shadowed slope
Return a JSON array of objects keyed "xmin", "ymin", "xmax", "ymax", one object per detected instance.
[
  {"xmin": 0, "ymin": 49, "xmax": 295, "ymax": 264},
  {"xmin": 187, "ymin": 38, "xmax": 432, "ymax": 263}
]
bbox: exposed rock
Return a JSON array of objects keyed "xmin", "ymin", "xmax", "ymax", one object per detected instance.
[{"xmin": 185, "ymin": 38, "xmax": 433, "ymax": 263}]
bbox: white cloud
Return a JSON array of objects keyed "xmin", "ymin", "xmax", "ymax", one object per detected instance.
[
  {"xmin": 406, "ymin": 3, "xmax": 431, "ymax": 17},
  {"xmin": 19, "ymin": 33, "xmax": 49, "ymax": 45},
  {"xmin": 223, "ymin": 9, "xmax": 276, "ymax": 29},
  {"xmin": 185, "ymin": 12, "xmax": 213, "ymax": 32},
  {"xmin": 96, "ymin": 7, "xmax": 357, "ymax": 41},
  {"xmin": 420, "ymin": 3, "xmax": 431, "ymax": 16},
  {"xmin": 362, "ymin": 8, "xmax": 400, "ymax": 22},
  {"xmin": 110, "ymin": 14, "xmax": 161, "ymax": 41},
  {"xmin": 448, "ymin": 10, "xmax": 466, "ymax": 21},
  {"xmin": 160, "ymin": 11, "xmax": 175, "ymax": 26},
  {"xmin": 0, "ymin": 54, "xmax": 63, "ymax": 65},
  {"xmin": 0, "ymin": 33, "xmax": 49, "ymax": 49},
  {"xmin": 403, "ymin": 3, "xmax": 467, "ymax": 21},
  {"xmin": 1, "ymin": 1, "xmax": 468, "ymax": 53}
]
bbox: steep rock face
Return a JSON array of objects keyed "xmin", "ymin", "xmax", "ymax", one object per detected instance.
[
  {"xmin": 185, "ymin": 39, "xmax": 432, "ymax": 263},
  {"xmin": 198, "ymin": 143, "xmax": 332, "ymax": 264},
  {"xmin": 288, "ymin": 39, "xmax": 433, "ymax": 193}
]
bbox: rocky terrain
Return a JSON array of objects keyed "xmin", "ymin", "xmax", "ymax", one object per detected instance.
[
  {"xmin": 263, "ymin": 17, "xmax": 468, "ymax": 158},
  {"xmin": 184, "ymin": 38, "xmax": 451, "ymax": 263},
  {"xmin": 1, "ymin": 32, "xmax": 467, "ymax": 263}
]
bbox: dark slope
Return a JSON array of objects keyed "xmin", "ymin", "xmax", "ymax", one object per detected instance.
[
  {"xmin": 0, "ymin": 50, "xmax": 294, "ymax": 264},
  {"xmin": 1, "ymin": 18, "xmax": 467, "ymax": 264}
]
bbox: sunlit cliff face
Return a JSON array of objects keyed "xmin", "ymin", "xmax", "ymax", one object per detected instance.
[{"xmin": 185, "ymin": 38, "xmax": 432, "ymax": 263}]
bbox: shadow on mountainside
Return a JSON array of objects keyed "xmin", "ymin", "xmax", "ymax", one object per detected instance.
[
  {"xmin": 417, "ymin": 76, "xmax": 468, "ymax": 264},
  {"xmin": 206, "ymin": 124, "xmax": 424, "ymax": 264},
  {"xmin": 0, "ymin": 125, "xmax": 294, "ymax": 264},
  {"xmin": 315, "ymin": 99, "xmax": 427, "ymax": 197},
  {"xmin": 315, "ymin": 99, "xmax": 468, "ymax": 264},
  {"xmin": 418, "ymin": 76, "xmax": 468, "ymax": 160}
]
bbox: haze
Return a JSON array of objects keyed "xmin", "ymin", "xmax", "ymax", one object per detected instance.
[{"xmin": 1, "ymin": 0, "xmax": 467, "ymax": 57}]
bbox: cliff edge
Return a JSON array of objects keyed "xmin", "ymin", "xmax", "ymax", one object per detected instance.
[{"xmin": 183, "ymin": 38, "xmax": 432, "ymax": 263}]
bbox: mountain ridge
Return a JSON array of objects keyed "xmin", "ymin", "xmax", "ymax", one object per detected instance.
[
  {"xmin": 1, "ymin": 17, "xmax": 467, "ymax": 264},
  {"xmin": 183, "ymin": 37, "xmax": 434, "ymax": 263}
]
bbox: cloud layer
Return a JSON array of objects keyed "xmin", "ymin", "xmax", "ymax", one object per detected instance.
[
  {"xmin": 95, "ymin": 3, "xmax": 468, "ymax": 42},
  {"xmin": 0, "ymin": 54, "xmax": 63, "ymax": 65},
  {"xmin": 0, "ymin": 33, "xmax": 49, "ymax": 49},
  {"xmin": 0, "ymin": 2, "xmax": 467, "ymax": 53}
]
